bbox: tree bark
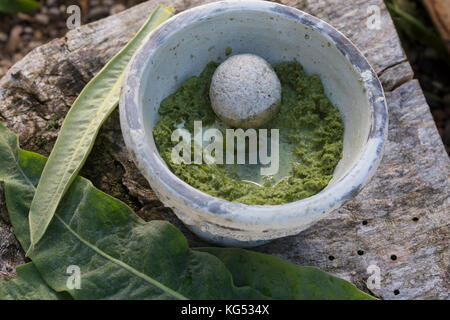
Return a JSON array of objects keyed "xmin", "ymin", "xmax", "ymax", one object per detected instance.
[{"xmin": 422, "ymin": 0, "xmax": 450, "ymax": 55}]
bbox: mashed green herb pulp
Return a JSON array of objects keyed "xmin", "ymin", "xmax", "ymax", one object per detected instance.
[{"xmin": 153, "ymin": 61, "xmax": 344, "ymax": 205}]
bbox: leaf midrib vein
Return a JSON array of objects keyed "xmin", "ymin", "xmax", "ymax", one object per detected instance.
[{"xmin": 55, "ymin": 215, "xmax": 188, "ymax": 300}]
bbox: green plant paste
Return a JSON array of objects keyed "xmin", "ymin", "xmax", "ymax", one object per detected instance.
[{"xmin": 153, "ymin": 61, "xmax": 344, "ymax": 205}]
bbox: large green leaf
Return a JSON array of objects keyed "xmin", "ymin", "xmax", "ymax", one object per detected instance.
[
  {"xmin": 0, "ymin": 0, "xmax": 40, "ymax": 14},
  {"xmin": 0, "ymin": 123, "xmax": 374, "ymax": 300},
  {"xmin": 0, "ymin": 263, "xmax": 66, "ymax": 300},
  {"xmin": 0, "ymin": 122, "xmax": 265, "ymax": 300},
  {"xmin": 27, "ymin": 5, "xmax": 174, "ymax": 251},
  {"xmin": 198, "ymin": 248, "xmax": 375, "ymax": 300}
]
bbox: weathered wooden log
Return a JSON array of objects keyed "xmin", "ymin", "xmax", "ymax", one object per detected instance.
[{"xmin": 0, "ymin": 0, "xmax": 448, "ymax": 299}]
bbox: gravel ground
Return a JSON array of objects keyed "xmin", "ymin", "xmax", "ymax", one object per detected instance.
[{"xmin": 0, "ymin": 0, "xmax": 449, "ymax": 154}]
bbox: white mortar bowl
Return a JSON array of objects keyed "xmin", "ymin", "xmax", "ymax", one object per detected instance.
[{"xmin": 120, "ymin": 0, "xmax": 388, "ymax": 247}]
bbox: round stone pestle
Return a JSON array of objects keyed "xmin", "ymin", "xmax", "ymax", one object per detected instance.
[{"xmin": 209, "ymin": 53, "xmax": 281, "ymax": 128}]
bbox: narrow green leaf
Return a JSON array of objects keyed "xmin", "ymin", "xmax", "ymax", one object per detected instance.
[
  {"xmin": 0, "ymin": 0, "xmax": 40, "ymax": 14},
  {"xmin": 0, "ymin": 263, "xmax": 67, "ymax": 300},
  {"xmin": 198, "ymin": 248, "xmax": 376, "ymax": 300},
  {"xmin": 27, "ymin": 5, "xmax": 174, "ymax": 251},
  {"xmin": 0, "ymin": 122, "xmax": 265, "ymax": 300}
]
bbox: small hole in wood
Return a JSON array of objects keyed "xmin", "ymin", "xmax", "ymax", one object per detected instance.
[
  {"xmin": 357, "ymin": 250, "xmax": 364, "ymax": 256},
  {"xmin": 412, "ymin": 217, "xmax": 419, "ymax": 222},
  {"xmin": 328, "ymin": 255, "xmax": 335, "ymax": 261},
  {"xmin": 362, "ymin": 220, "xmax": 368, "ymax": 225},
  {"xmin": 394, "ymin": 289, "xmax": 400, "ymax": 295},
  {"xmin": 391, "ymin": 255, "xmax": 397, "ymax": 261}
]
